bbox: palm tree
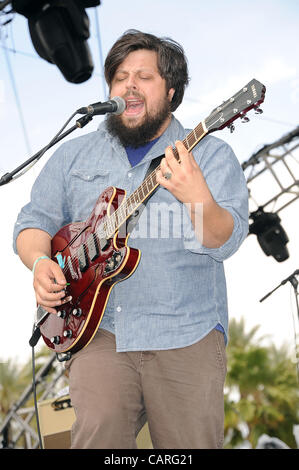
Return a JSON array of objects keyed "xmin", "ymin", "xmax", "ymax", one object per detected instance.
[
  {"xmin": 224, "ymin": 317, "xmax": 299, "ymax": 448},
  {"xmin": 0, "ymin": 357, "xmax": 28, "ymax": 446}
]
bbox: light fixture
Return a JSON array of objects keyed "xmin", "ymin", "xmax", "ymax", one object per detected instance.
[
  {"xmin": 249, "ymin": 208, "xmax": 289, "ymax": 262},
  {"xmin": 11, "ymin": 0, "xmax": 101, "ymax": 83}
]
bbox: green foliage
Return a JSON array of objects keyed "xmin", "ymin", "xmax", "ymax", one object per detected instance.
[
  {"xmin": 0, "ymin": 358, "xmax": 24, "ymax": 417},
  {"xmin": 224, "ymin": 317, "xmax": 299, "ymax": 448},
  {"xmin": 0, "ymin": 346, "xmax": 57, "ymax": 448}
]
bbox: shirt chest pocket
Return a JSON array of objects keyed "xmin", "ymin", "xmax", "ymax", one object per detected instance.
[
  {"xmin": 68, "ymin": 169, "xmax": 111, "ymax": 219},
  {"xmin": 70, "ymin": 168, "xmax": 110, "ymax": 188}
]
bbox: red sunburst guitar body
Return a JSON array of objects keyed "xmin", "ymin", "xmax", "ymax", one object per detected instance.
[{"xmin": 38, "ymin": 186, "xmax": 140, "ymax": 355}]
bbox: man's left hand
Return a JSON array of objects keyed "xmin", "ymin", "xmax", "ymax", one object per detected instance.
[
  {"xmin": 156, "ymin": 140, "xmax": 234, "ymax": 248},
  {"xmin": 156, "ymin": 140, "xmax": 211, "ymax": 206}
]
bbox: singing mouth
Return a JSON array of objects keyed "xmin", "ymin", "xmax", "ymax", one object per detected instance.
[{"xmin": 124, "ymin": 97, "xmax": 145, "ymax": 116}]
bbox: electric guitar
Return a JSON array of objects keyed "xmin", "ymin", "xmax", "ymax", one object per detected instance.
[{"xmin": 36, "ymin": 78, "xmax": 266, "ymax": 356}]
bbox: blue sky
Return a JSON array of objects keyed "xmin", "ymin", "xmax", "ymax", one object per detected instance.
[{"xmin": 0, "ymin": 0, "xmax": 298, "ymax": 363}]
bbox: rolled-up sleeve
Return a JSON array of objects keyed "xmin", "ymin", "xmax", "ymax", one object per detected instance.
[
  {"xmin": 183, "ymin": 137, "xmax": 249, "ymax": 261},
  {"xmin": 13, "ymin": 143, "xmax": 70, "ymax": 254}
]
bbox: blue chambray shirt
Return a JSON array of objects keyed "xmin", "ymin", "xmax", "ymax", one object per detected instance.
[{"xmin": 13, "ymin": 116, "xmax": 249, "ymax": 352}]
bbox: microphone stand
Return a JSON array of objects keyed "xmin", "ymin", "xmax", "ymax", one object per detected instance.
[
  {"xmin": 2, "ymin": 112, "xmax": 93, "ymax": 354},
  {"xmin": 260, "ymin": 270, "xmax": 299, "ymax": 303},
  {"xmin": 2, "ymin": 111, "xmax": 93, "ymax": 343},
  {"xmin": 0, "ymin": 113, "xmax": 93, "ymax": 186},
  {"xmin": 260, "ymin": 269, "xmax": 299, "ymax": 382}
]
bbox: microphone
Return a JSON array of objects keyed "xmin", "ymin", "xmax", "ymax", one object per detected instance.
[{"xmin": 77, "ymin": 96, "xmax": 126, "ymax": 116}]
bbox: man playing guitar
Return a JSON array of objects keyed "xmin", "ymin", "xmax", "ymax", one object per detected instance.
[{"xmin": 14, "ymin": 30, "xmax": 250, "ymax": 448}]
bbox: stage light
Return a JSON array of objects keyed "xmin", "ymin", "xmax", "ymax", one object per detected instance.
[
  {"xmin": 249, "ymin": 208, "xmax": 289, "ymax": 262},
  {"xmin": 11, "ymin": 0, "xmax": 101, "ymax": 83}
]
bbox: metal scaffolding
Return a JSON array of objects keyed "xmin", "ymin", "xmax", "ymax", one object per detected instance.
[
  {"xmin": 242, "ymin": 125, "xmax": 299, "ymax": 214},
  {"xmin": 0, "ymin": 354, "xmax": 68, "ymax": 449}
]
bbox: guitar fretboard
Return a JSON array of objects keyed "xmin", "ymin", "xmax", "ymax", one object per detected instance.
[{"xmin": 97, "ymin": 120, "xmax": 207, "ymax": 239}]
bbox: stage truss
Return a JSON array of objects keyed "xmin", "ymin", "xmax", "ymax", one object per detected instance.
[{"xmin": 242, "ymin": 125, "xmax": 299, "ymax": 215}]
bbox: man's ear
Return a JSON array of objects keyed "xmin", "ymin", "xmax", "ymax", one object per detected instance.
[{"xmin": 168, "ymin": 88, "xmax": 175, "ymax": 102}]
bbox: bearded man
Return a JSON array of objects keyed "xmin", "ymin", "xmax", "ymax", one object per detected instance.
[{"xmin": 13, "ymin": 30, "xmax": 248, "ymax": 449}]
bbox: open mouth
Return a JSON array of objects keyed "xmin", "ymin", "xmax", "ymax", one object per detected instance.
[{"xmin": 124, "ymin": 98, "xmax": 144, "ymax": 116}]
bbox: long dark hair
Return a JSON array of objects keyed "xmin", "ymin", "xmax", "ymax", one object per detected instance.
[{"xmin": 104, "ymin": 29, "xmax": 190, "ymax": 112}]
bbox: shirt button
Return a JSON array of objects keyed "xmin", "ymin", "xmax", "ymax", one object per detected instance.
[
  {"xmin": 116, "ymin": 306, "xmax": 122, "ymax": 312},
  {"xmin": 128, "ymin": 172, "xmax": 132, "ymax": 178}
]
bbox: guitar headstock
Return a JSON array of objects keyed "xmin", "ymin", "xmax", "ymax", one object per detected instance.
[{"xmin": 204, "ymin": 79, "xmax": 266, "ymax": 133}]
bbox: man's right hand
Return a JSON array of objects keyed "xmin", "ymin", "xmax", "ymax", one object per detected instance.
[{"xmin": 33, "ymin": 258, "xmax": 72, "ymax": 314}]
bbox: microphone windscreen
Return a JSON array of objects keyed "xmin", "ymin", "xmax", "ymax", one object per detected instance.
[{"xmin": 112, "ymin": 96, "xmax": 126, "ymax": 115}]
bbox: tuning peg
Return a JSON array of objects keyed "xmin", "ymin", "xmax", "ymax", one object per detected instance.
[
  {"xmin": 228, "ymin": 123, "xmax": 235, "ymax": 133},
  {"xmin": 241, "ymin": 114, "xmax": 250, "ymax": 123},
  {"xmin": 254, "ymin": 107, "xmax": 263, "ymax": 114}
]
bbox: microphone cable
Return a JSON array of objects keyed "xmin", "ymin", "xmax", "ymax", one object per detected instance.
[{"xmin": 31, "ymin": 325, "xmax": 44, "ymax": 449}]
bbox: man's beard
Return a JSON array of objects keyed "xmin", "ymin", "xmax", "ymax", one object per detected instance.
[{"xmin": 106, "ymin": 96, "xmax": 171, "ymax": 148}]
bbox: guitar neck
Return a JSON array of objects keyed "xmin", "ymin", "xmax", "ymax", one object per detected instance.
[{"xmin": 103, "ymin": 120, "xmax": 208, "ymax": 238}]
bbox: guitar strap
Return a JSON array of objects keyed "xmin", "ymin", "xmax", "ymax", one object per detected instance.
[{"xmin": 126, "ymin": 154, "xmax": 163, "ymax": 234}]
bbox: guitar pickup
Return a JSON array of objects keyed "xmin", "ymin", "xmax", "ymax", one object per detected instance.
[
  {"xmin": 99, "ymin": 237, "xmax": 110, "ymax": 251},
  {"xmin": 78, "ymin": 244, "xmax": 89, "ymax": 272},
  {"xmin": 87, "ymin": 233, "xmax": 100, "ymax": 261},
  {"xmin": 86, "ymin": 234, "xmax": 110, "ymax": 263}
]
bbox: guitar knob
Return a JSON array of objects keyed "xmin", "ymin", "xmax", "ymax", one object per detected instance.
[
  {"xmin": 72, "ymin": 308, "xmax": 82, "ymax": 317},
  {"xmin": 63, "ymin": 329, "xmax": 73, "ymax": 338},
  {"xmin": 50, "ymin": 336, "xmax": 61, "ymax": 345},
  {"xmin": 57, "ymin": 310, "xmax": 67, "ymax": 319}
]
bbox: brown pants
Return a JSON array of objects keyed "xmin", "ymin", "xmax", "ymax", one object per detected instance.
[{"xmin": 65, "ymin": 328, "xmax": 227, "ymax": 449}]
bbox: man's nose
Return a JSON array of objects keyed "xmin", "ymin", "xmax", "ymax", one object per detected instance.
[{"xmin": 126, "ymin": 74, "xmax": 138, "ymax": 90}]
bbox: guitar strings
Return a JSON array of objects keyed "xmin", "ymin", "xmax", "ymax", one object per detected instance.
[{"xmin": 59, "ymin": 122, "xmax": 206, "ymax": 279}]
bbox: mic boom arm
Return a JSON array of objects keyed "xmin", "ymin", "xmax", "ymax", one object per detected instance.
[{"xmin": 0, "ymin": 113, "xmax": 93, "ymax": 186}]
